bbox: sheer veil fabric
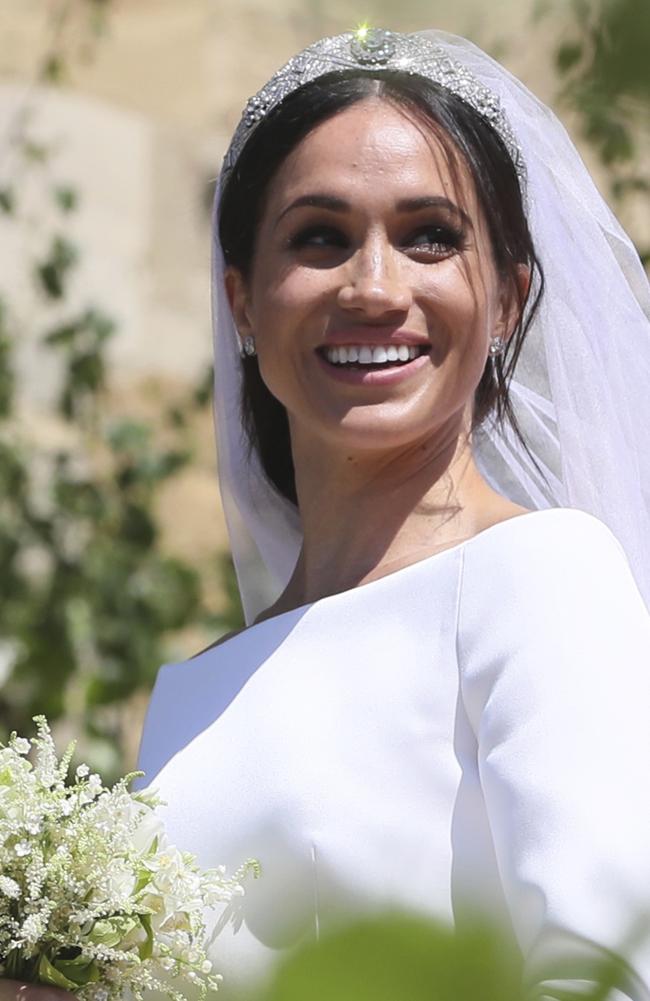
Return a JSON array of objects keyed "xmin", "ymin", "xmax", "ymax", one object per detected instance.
[{"xmin": 210, "ymin": 30, "xmax": 650, "ymax": 625}]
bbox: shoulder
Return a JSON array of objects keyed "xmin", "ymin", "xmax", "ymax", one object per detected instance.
[
  {"xmin": 458, "ymin": 507, "xmax": 650, "ymax": 731},
  {"xmin": 458, "ymin": 507, "xmax": 649, "ymax": 698},
  {"xmin": 460, "ymin": 506, "xmax": 647, "ymax": 629},
  {"xmin": 463, "ymin": 506, "xmax": 634, "ymax": 596}
]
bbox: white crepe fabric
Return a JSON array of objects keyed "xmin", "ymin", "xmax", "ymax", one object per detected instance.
[{"xmin": 137, "ymin": 508, "xmax": 650, "ymax": 1000}]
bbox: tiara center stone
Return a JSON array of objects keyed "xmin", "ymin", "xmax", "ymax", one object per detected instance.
[{"xmin": 350, "ymin": 28, "xmax": 397, "ymax": 65}]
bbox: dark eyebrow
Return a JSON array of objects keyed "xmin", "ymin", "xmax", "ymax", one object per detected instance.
[
  {"xmin": 275, "ymin": 194, "xmax": 350, "ymax": 226},
  {"xmin": 274, "ymin": 192, "xmax": 472, "ymax": 229},
  {"xmin": 396, "ymin": 196, "xmax": 472, "ymax": 228}
]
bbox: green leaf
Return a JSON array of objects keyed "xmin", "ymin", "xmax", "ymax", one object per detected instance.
[
  {"xmin": 85, "ymin": 308, "xmax": 115, "ymax": 343},
  {"xmin": 35, "ymin": 237, "xmax": 79, "ymax": 299},
  {"xmin": 0, "ymin": 187, "xmax": 15, "ymax": 215},
  {"xmin": 165, "ymin": 405, "xmax": 187, "ymax": 429},
  {"xmin": 88, "ymin": 915, "xmax": 139, "ymax": 948},
  {"xmin": 42, "ymin": 55, "xmax": 65, "ymax": 84},
  {"xmin": 258, "ymin": 914, "xmax": 524, "ymax": 1001},
  {"xmin": 53, "ymin": 185, "xmax": 79, "ymax": 214},
  {"xmin": 52, "ymin": 954, "xmax": 101, "ymax": 986},
  {"xmin": 192, "ymin": 365, "xmax": 214, "ymax": 409},
  {"xmin": 4, "ymin": 948, "xmax": 29, "ymax": 981},
  {"xmin": 37, "ymin": 953, "xmax": 79, "ymax": 991},
  {"xmin": 556, "ymin": 41, "xmax": 583, "ymax": 73},
  {"xmin": 43, "ymin": 321, "xmax": 80, "ymax": 347},
  {"xmin": 138, "ymin": 913, "xmax": 154, "ymax": 961},
  {"xmin": 21, "ymin": 139, "xmax": 50, "ymax": 163},
  {"xmin": 68, "ymin": 349, "xmax": 105, "ymax": 394},
  {"xmin": 134, "ymin": 868, "xmax": 153, "ymax": 894},
  {"xmin": 108, "ymin": 420, "xmax": 152, "ymax": 454}
]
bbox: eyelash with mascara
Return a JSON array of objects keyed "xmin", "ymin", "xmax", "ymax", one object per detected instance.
[{"xmin": 287, "ymin": 223, "xmax": 466, "ymax": 255}]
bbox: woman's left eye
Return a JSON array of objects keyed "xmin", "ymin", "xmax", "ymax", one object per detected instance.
[{"xmin": 404, "ymin": 225, "xmax": 464, "ymax": 256}]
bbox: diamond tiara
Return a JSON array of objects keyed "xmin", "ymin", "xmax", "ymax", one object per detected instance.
[{"xmin": 221, "ymin": 28, "xmax": 527, "ymax": 193}]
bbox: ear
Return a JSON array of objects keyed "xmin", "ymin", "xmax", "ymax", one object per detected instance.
[
  {"xmin": 224, "ymin": 266, "xmax": 254, "ymax": 342},
  {"xmin": 496, "ymin": 263, "xmax": 531, "ymax": 343}
]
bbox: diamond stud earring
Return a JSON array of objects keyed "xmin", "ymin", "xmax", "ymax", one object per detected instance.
[
  {"xmin": 241, "ymin": 335, "xmax": 257, "ymax": 358},
  {"xmin": 488, "ymin": 335, "xmax": 506, "ymax": 357}
]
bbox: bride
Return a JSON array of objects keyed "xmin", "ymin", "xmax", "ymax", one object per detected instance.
[
  {"xmin": 4, "ymin": 26, "xmax": 648, "ymax": 1001},
  {"xmin": 138, "ymin": 27, "xmax": 650, "ymax": 1001}
]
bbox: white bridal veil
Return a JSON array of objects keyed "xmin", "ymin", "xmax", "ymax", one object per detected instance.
[{"xmin": 210, "ymin": 30, "xmax": 650, "ymax": 624}]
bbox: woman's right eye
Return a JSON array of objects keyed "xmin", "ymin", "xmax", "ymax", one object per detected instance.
[{"xmin": 288, "ymin": 225, "xmax": 348, "ymax": 250}]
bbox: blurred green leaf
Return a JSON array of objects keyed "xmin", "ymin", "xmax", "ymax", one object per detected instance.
[
  {"xmin": 108, "ymin": 419, "xmax": 152, "ymax": 454},
  {"xmin": 192, "ymin": 364, "xmax": 214, "ymax": 409},
  {"xmin": 255, "ymin": 914, "xmax": 524, "ymax": 1001},
  {"xmin": 556, "ymin": 42, "xmax": 583, "ymax": 73},
  {"xmin": 0, "ymin": 305, "xmax": 15, "ymax": 418},
  {"xmin": 42, "ymin": 54, "xmax": 66, "ymax": 85},
  {"xmin": 43, "ymin": 321, "xmax": 80, "ymax": 346},
  {"xmin": 21, "ymin": 139, "xmax": 51, "ymax": 163},
  {"xmin": 0, "ymin": 187, "xmax": 16, "ymax": 215},
  {"xmin": 250, "ymin": 911, "xmax": 641, "ymax": 1001},
  {"xmin": 53, "ymin": 184, "xmax": 79, "ymax": 213},
  {"xmin": 35, "ymin": 235, "xmax": 79, "ymax": 299}
]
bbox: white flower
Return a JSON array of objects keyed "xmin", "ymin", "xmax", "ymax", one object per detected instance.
[
  {"xmin": 21, "ymin": 913, "xmax": 46, "ymax": 945},
  {"xmin": 0, "ymin": 874, "xmax": 21, "ymax": 898},
  {"xmin": 130, "ymin": 808, "xmax": 164, "ymax": 854},
  {"xmin": 0, "ymin": 717, "xmax": 259, "ymax": 1001}
]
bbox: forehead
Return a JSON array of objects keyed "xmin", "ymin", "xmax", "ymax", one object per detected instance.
[{"xmin": 265, "ymin": 97, "xmax": 476, "ymax": 211}]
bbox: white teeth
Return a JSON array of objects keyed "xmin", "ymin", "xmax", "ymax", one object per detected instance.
[{"xmin": 324, "ymin": 344, "xmax": 427, "ymax": 365}]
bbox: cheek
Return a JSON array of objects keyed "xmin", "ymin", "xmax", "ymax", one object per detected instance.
[
  {"xmin": 248, "ymin": 270, "xmax": 325, "ymax": 402},
  {"xmin": 250, "ymin": 267, "xmax": 332, "ymax": 340},
  {"xmin": 417, "ymin": 263, "xmax": 492, "ymax": 356}
]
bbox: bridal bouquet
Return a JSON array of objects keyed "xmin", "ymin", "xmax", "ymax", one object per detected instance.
[{"xmin": 0, "ymin": 717, "xmax": 259, "ymax": 1001}]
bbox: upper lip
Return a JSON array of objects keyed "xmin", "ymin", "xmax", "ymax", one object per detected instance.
[{"xmin": 318, "ymin": 328, "xmax": 430, "ymax": 348}]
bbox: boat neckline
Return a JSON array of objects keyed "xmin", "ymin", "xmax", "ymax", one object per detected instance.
[{"xmin": 191, "ymin": 507, "xmax": 590, "ymax": 660}]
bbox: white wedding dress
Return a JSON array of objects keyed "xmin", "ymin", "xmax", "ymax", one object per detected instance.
[{"xmin": 137, "ymin": 507, "xmax": 650, "ymax": 999}]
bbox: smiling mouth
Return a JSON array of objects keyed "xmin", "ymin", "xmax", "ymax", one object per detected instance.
[{"xmin": 317, "ymin": 343, "xmax": 431, "ymax": 370}]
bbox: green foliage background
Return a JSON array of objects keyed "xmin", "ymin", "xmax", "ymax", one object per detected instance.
[
  {"xmin": 0, "ymin": 0, "xmax": 244, "ymax": 781},
  {"xmin": 0, "ymin": 0, "xmax": 647, "ymax": 782}
]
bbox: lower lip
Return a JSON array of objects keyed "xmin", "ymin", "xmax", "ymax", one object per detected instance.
[{"xmin": 315, "ymin": 352, "xmax": 430, "ymax": 386}]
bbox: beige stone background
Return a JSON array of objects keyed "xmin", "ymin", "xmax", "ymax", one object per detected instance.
[{"xmin": 0, "ymin": 0, "xmax": 622, "ymax": 671}]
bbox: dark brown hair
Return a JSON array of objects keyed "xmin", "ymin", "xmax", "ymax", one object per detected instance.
[{"xmin": 219, "ymin": 71, "xmax": 544, "ymax": 506}]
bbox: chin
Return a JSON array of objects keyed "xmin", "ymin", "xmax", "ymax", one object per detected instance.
[{"xmin": 318, "ymin": 402, "xmax": 464, "ymax": 455}]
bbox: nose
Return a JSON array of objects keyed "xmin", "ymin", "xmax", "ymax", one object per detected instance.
[{"xmin": 337, "ymin": 235, "xmax": 412, "ymax": 318}]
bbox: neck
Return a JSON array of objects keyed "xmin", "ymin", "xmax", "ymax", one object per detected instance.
[{"xmin": 268, "ymin": 413, "xmax": 515, "ymax": 615}]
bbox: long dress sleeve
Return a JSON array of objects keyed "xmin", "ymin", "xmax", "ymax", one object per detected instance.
[{"xmin": 457, "ymin": 509, "xmax": 650, "ymax": 1001}]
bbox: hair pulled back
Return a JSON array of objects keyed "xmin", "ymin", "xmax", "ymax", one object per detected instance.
[{"xmin": 218, "ymin": 71, "xmax": 544, "ymax": 506}]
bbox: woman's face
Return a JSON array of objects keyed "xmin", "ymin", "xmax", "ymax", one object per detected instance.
[{"xmin": 227, "ymin": 97, "xmax": 519, "ymax": 455}]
